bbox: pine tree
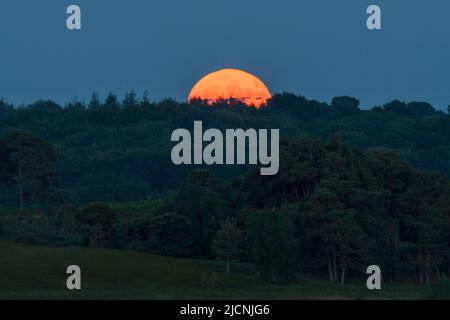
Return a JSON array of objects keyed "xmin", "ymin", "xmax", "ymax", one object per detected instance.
[{"xmin": 2, "ymin": 130, "xmax": 58, "ymax": 210}]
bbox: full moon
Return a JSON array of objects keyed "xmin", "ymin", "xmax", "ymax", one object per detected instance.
[{"xmin": 188, "ymin": 69, "xmax": 272, "ymax": 108}]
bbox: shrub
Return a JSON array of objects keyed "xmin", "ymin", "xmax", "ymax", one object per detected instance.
[
  {"xmin": 75, "ymin": 202, "xmax": 117, "ymax": 247},
  {"xmin": 144, "ymin": 213, "xmax": 195, "ymax": 257},
  {"xmin": 12, "ymin": 214, "xmax": 81, "ymax": 247}
]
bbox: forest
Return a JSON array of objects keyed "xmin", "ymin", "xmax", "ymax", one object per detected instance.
[{"xmin": 0, "ymin": 93, "xmax": 450, "ymax": 289}]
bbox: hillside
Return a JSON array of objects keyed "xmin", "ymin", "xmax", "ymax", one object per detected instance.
[
  {"xmin": 0, "ymin": 241, "xmax": 433, "ymax": 300},
  {"xmin": 1, "ymin": 95, "xmax": 450, "ymax": 293},
  {"xmin": 1, "ymin": 94, "xmax": 449, "ymax": 204}
]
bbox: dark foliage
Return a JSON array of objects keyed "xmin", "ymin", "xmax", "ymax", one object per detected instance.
[
  {"xmin": 75, "ymin": 202, "xmax": 117, "ymax": 247},
  {"xmin": 0, "ymin": 93, "xmax": 449, "ymax": 204},
  {"xmin": 1, "ymin": 93, "xmax": 450, "ymax": 285}
]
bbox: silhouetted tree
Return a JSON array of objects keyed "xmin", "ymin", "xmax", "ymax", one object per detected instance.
[
  {"xmin": 75, "ymin": 202, "xmax": 117, "ymax": 247},
  {"xmin": 2, "ymin": 130, "xmax": 58, "ymax": 210}
]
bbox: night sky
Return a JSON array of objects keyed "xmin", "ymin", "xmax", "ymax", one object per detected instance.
[{"xmin": 0, "ymin": 0, "xmax": 449, "ymax": 109}]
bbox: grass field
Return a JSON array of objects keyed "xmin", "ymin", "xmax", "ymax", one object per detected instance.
[{"xmin": 0, "ymin": 241, "xmax": 435, "ymax": 300}]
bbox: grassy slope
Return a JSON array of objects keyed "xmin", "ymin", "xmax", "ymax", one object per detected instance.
[{"xmin": 0, "ymin": 241, "xmax": 429, "ymax": 300}]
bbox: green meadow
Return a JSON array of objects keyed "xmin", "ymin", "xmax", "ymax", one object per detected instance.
[{"xmin": 0, "ymin": 241, "xmax": 431, "ymax": 300}]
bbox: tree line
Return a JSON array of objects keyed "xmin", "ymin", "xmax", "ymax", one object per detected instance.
[{"xmin": 0, "ymin": 93, "xmax": 449, "ymax": 204}]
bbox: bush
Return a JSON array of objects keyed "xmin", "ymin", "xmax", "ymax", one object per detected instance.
[
  {"xmin": 112, "ymin": 213, "xmax": 195, "ymax": 257},
  {"xmin": 12, "ymin": 214, "xmax": 81, "ymax": 247},
  {"xmin": 112, "ymin": 216, "xmax": 153, "ymax": 251},
  {"xmin": 144, "ymin": 213, "xmax": 195, "ymax": 257},
  {"xmin": 75, "ymin": 202, "xmax": 117, "ymax": 247}
]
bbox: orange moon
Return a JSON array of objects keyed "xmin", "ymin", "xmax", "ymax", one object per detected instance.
[{"xmin": 188, "ymin": 69, "xmax": 272, "ymax": 108}]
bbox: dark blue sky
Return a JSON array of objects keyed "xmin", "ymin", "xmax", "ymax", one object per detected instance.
[{"xmin": 0, "ymin": 0, "xmax": 449, "ymax": 109}]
